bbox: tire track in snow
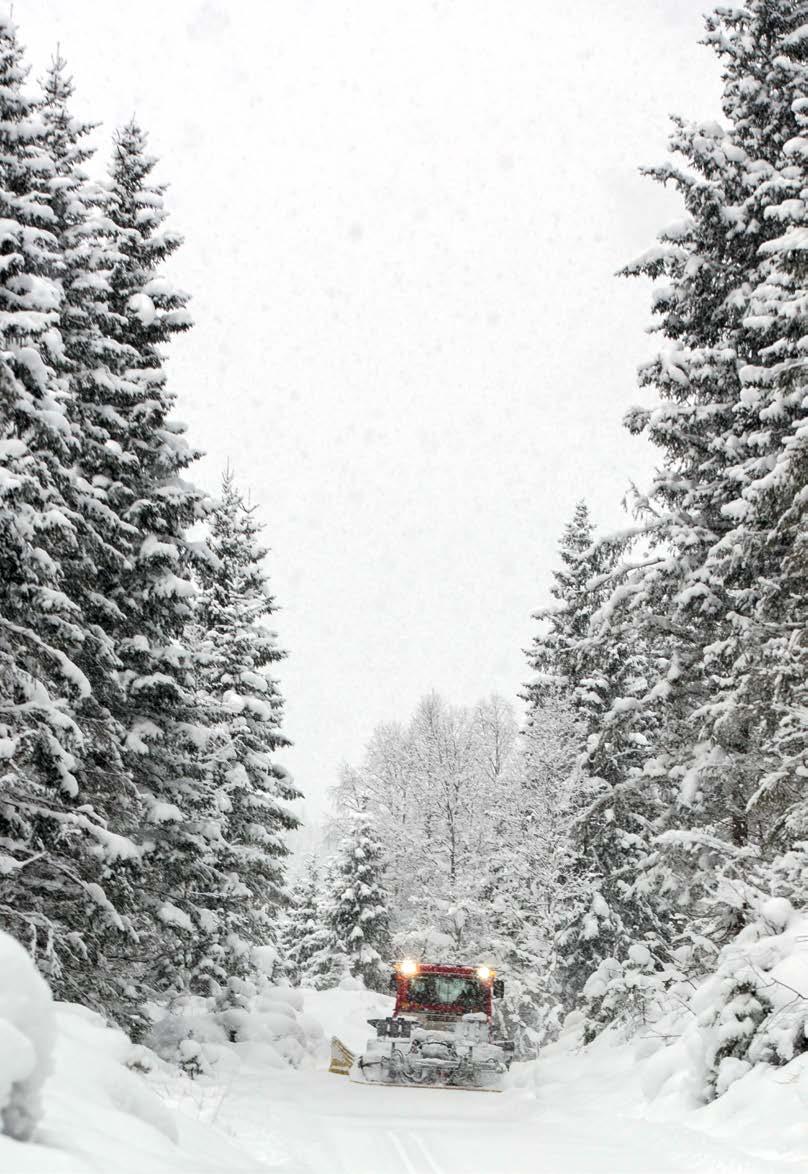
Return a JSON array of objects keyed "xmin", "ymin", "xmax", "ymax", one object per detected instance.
[
  {"xmin": 386, "ymin": 1130, "xmax": 420, "ymax": 1174},
  {"xmin": 385, "ymin": 1128, "xmax": 445, "ymax": 1174},
  {"xmin": 409, "ymin": 1130, "xmax": 445, "ymax": 1174}
]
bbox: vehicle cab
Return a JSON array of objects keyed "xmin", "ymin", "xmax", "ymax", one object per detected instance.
[{"xmin": 391, "ymin": 960, "xmax": 503, "ymax": 1034}]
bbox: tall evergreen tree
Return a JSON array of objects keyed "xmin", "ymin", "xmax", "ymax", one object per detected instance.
[
  {"xmin": 40, "ymin": 53, "xmax": 124, "ymax": 716},
  {"xmin": 281, "ymin": 862, "xmax": 342, "ymax": 989},
  {"xmin": 524, "ymin": 501, "xmax": 604, "ymax": 718},
  {"xmin": 37, "ymin": 52, "xmax": 146, "ymax": 1018},
  {"xmin": 708, "ymin": 12, "xmax": 808, "ymax": 904},
  {"xmin": 191, "ymin": 469, "xmax": 299, "ymax": 992},
  {"xmin": 94, "ymin": 119, "xmax": 213, "ymax": 1001},
  {"xmin": 1, "ymin": 23, "xmax": 306, "ymax": 1032},
  {"xmin": 329, "ymin": 811, "xmax": 391, "ymax": 991},
  {"xmin": 601, "ymin": 0, "xmax": 808, "ymax": 962},
  {"xmin": 0, "ymin": 17, "xmax": 140, "ymax": 1011},
  {"xmin": 525, "ymin": 503, "xmax": 659, "ymax": 1008}
]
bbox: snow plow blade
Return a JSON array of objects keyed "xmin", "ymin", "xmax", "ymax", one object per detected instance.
[
  {"xmin": 353, "ymin": 1034, "xmax": 507, "ymax": 1092},
  {"xmin": 329, "ymin": 1036, "xmax": 356, "ymax": 1076},
  {"xmin": 349, "ymin": 1060, "xmax": 503, "ymax": 1091}
]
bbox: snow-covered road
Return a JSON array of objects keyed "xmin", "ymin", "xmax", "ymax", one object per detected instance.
[
  {"xmin": 187, "ymin": 987, "xmax": 805, "ymax": 1174},
  {"xmin": 204, "ymin": 1059, "xmax": 796, "ymax": 1174}
]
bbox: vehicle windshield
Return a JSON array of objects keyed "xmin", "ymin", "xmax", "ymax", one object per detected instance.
[{"xmin": 404, "ymin": 974, "xmax": 487, "ymax": 1011}]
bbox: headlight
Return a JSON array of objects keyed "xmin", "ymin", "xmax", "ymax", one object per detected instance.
[
  {"xmin": 476, "ymin": 965, "xmax": 494, "ymax": 982},
  {"xmin": 398, "ymin": 958, "xmax": 418, "ymax": 977}
]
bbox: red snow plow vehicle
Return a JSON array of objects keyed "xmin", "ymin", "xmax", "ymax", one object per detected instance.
[{"xmin": 334, "ymin": 961, "xmax": 514, "ymax": 1091}]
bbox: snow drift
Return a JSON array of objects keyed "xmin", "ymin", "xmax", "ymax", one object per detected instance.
[
  {"xmin": 0, "ymin": 931, "xmax": 54, "ymax": 1141},
  {"xmin": 0, "ymin": 928, "xmax": 308, "ymax": 1172}
]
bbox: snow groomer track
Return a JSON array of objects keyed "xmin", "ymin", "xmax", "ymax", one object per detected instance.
[{"xmin": 205, "ymin": 987, "xmax": 795, "ymax": 1174}]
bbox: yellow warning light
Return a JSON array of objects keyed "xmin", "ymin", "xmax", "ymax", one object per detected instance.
[
  {"xmin": 476, "ymin": 965, "xmax": 494, "ymax": 982},
  {"xmin": 398, "ymin": 958, "xmax": 419, "ymax": 977}
]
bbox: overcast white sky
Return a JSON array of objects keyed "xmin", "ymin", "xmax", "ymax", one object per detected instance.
[{"xmin": 23, "ymin": 1, "xmax": 720, "ymax": 821}]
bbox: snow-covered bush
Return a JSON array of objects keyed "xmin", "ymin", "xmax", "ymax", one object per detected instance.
[
  {"xmin": 613, "ymin": 900, "xmax": 808, "ymax": 1106},
  {"xmin": 694, "ymin": 900, "xmax": 808, "ymax": 1100},
  {"xmin": 0, "ymin": 931, "xmax": 54, "ymax": 1141},
  {"xmin": 145, "ymin": 997, "xmax": 230, "ymax": 1077},
  {"xmin": 145, "ymin": 975, "xmax": 323, "ymax": 1075},
  {"xmin": 217, "ymin": 984, "xmax": 311, "ymax": 1066},
  {"xmin": 581, "ymin": 941, "xmax": 682, "ymax": 1043},
  {"xmin": 495, "ymin": 976, "xmax": 563, "ymax": 1058}
]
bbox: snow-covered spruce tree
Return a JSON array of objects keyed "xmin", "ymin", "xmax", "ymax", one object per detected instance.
[
  {"xmin": 602, "ymin": 0, "xmax": 808, "ymax": 962},
  {"xmin": 524, "ymin": 501, "xmax": 606, "ymax": 720},
  {"xmin": 0, "ymin": 18, "xmax": 140, "ymax": 1013},
  {"xmin": 487, "ymin": 690, "xmax": 585, "ymax": 1054},
  {"xmin": 708, "ymin": 24, "xmax": 808, "ymax": 905},
  {"xmin": 281, "ymin": 862, "xmax": 343, "ymax": 988},
  {"xmin": 95, "ymin": 119, "xmax": 214, "ymax": 1002},
  {"xmin": 281, "ymin": 864, "xmax": 319, "ymax": 985},
  {"xmin": 191, "ymin": 470, "xmax": 300, "ymax": 993},
  {"xmin": 40, "ymin": 53, "xmax": 125, "ymax": 724},
  {"xmin": 570, "ymin": 2, "xmax": 808, "ymax": 1056},
  {"xmin": 524, "ymin": 503, "xmax": 660, "ymax": 1014},
  {"xmin": 308, "ymin": 861, "xmax": 351, "ymax": 990},
  {"xmin": 745, "ymin": 435, "xmax": 808, "ymax": 899},
  {"xmin": 37, "ymin": 52, "xmax": 148, "ymax": 1018},
  {"xmin": 328, "ymin": 810, "xmax": 391, "ymax": 991}
]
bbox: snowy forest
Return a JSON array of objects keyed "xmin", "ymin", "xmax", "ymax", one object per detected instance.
[{"xmin": 1, "ymin": 1, "xmax": 807, "ymax": 1171}]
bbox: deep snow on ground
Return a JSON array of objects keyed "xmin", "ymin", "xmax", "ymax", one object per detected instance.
[
  {"xmin": 4, "ymin": 972, "xmax": 808, "ymax": 1173},
  {"xmin": 163, "ymin": 984, "xmax": 808, "ymax": 1173},
  {"xmin": 0, "ymin": 1001, "xmax": 266, "ymax": 1174},
  {"xmin": 271, "ymin": 987, "xmax": 808, "ymax": 1174}
]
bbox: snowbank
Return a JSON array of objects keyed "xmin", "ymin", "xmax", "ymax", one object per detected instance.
[
  {"xmin": 509, "ymin": 907, "xmax": 808, "ymax": 1170},
  {"xmin": 0, "ymin": 931, "xmax": 54, "ymax": 1141},
  {"xmin": 630, "ymin": 903, "xmax": 808, "ymax": 1161},
  {"xmin": 0, "ymin": 929, "xmax": 270, "ymax": 1172},
  {"xmin": 504, "ymin": 1021, "xmax": 807, "ymax": 1170},
  {"xmin": 299, "ymin": 980, "xmax": 394, "ymax": 1056},
  {"xmin": 0, "ymin": 997, "xmax": 268, "ymax": 1173},
  {"xmin": 7, "ymin": 941, "xmax": 805, "ymax": 1172}
]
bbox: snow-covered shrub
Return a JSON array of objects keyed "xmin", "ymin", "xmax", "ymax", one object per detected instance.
[
  {"xmin": 227, "ymin": 980, "xmax": 323, "ymax": 1064},
  {"xmin": 699, "ymin": 973, "xmax": 770, "ymax": 1099},
  {"xmin": 218, "ymin": 986, "xmax": 308, "ymax": 1066},
  {"xmin": 496, "ymin": 978, "xmax": 563, "ymax": 1059},
  {"xmin": 146, "ymin": 976, "xmax": 323, "ymax": 1075},
  {"xmin": 145, "ymin": 996, "xmax": 230, "ymax": 1077},
  {"xmin": 629, "ymin": 900, "xmax": 808, "ymax": 1106},
  {"xmin": 695, "ymin": 900, "xmax": 808, "ymax": 1099},
  {"xmin": 0, "ymin": 931, "xmax": 54, "ymax": 1141},
  {"xmin": 581, "ymin": 941, "xmax": 679, "ymax": 1043}
]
